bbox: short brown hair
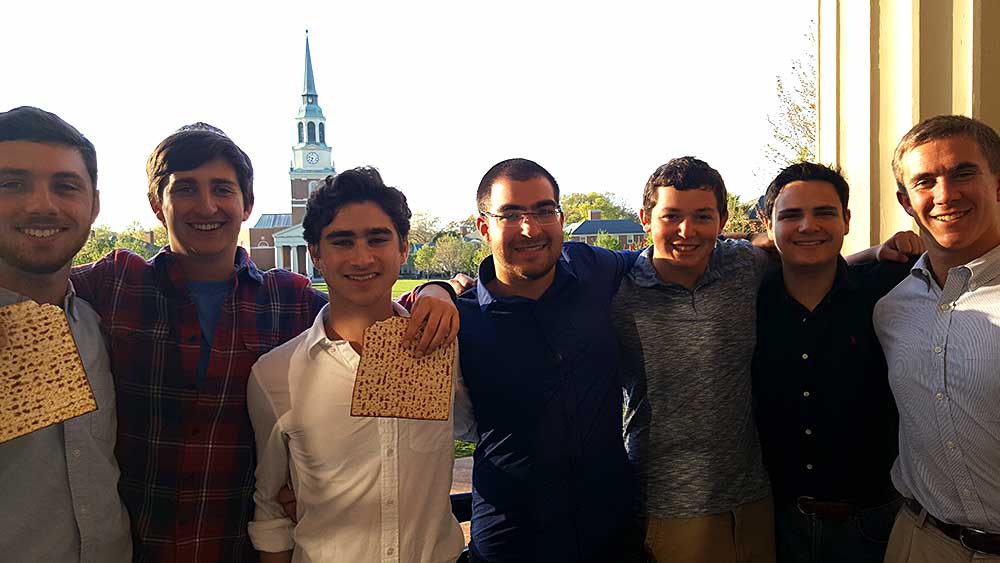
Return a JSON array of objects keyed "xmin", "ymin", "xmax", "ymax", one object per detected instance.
[
  {"xmin": 146, "ymin": 123, "xmax": 254, "ymax": 209},
  {"xmin": 892, "ymin": 115, "xmax": 1000, "ymax": 192},
  {"xmin": 643, "ymin": 156, "xmax": 727, "ymax": 217}
]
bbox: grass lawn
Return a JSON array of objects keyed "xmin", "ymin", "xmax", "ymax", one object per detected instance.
[
  {"xmin": 309, "ymin": 278, "xmax": 473, "ymax": 459},
  {"xmin": 310, "ymin": 279, "xmax": 428, "ymax": 300}
]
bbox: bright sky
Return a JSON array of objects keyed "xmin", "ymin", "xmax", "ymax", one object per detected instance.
[{"xmin": 3, "ymin": 0, "xmax": 815, "ymax": 231}]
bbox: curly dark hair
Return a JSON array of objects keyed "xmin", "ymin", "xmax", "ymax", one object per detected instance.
[{"xmin": 303, "ymin": 166, "xmax": 411, "ymax": 251}]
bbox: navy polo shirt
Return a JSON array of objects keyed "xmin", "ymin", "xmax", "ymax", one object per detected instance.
[{"xmin": 458, "ymin": 242, "xmax": 646, "ymax": 563}]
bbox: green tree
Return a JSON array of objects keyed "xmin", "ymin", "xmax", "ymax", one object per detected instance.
[
  {"xmin": 468, "ymin": 242, "xmax": 491, "ymax": 274},
  {"xmin": 409, "ymin": 211, "xmax": 440, "ymax": 244},
  {"xmin": 73, "ymin": 226, "xmax": 118, "ymax": 265},
  {"xmin": 725, "ymin": 193, "xmax": 765, "ymax": 235},
  {"xmin": 593, "ymin": 230, "xmax": 623, "ymax": 251},
  {"xmin": 413, "ymin": 244, "xmax": 436, "ymax": 274},
  {"xmin": 561, "ymin": 192, "xmax": 640, "ymax": 224},
  {"xmin": 432, "ymin": 235, "xmax": 477, "ymax": 276}
]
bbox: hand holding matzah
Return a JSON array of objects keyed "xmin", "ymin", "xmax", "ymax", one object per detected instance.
[
  {"xmin": 0, "ymin": 300, "xmax": 97, "ymax": 443},
  {"xmin": 351, "ymin": 316, "xmax": 456, "ymax": 421}
]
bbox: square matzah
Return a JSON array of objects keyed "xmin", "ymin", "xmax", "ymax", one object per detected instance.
[
  {"xmin": 351, "ymin": 316, "xmax": 455, "ymax": 421},
  {"xmin": 0, "ymin": 300, "xmax": 97, "ymax": 443}
]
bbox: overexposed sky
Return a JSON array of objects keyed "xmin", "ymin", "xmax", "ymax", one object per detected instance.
[{"xmin": 3, "ymin": 0, "xmax": 815, "ymax": 230}]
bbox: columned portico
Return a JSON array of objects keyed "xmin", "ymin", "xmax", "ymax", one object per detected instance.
[{"xmin": 818, "ymin": 0, "xmax": 1000, "ymax": 253}]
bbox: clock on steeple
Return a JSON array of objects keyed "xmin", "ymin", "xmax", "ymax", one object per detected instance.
[{"xmin": 290, "ymin": 30, "xmax": 335, "ymax": 224}]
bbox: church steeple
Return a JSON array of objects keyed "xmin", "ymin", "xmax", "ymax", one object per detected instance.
[
  {"xmin": 296, "ymin": 30, "xmax": 325, "ymax": 126},
  {"xmin": 302, "ymin": 30, "xmax": 318, "ymax": 98},
  {"xmin": 290, "ymin": 30, "xmax": 335, "ymax": 224}
]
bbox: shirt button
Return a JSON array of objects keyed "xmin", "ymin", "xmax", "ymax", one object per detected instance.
[
  {"xmin": 947, "ymin": 441, "xmax": 956, "ymax": 449},
  {"xmin": 802, "ymin": 391, "xmax": 811, "ymax": 398},
  {"xmin": 801, "ymin": 318, "xmax": 807, "ymax": 323},
  {"xmin": 936, "ymin": 392, "xmax": 945, "ymax": 401},
  {"xmin": 939, "ymin": 303, "xmax": 952, "ymax": 311},
  {"xmin": 386, "ymin": 547, "xmax": 395, "ymax": 555},
  {"xmin": 801, "ymin": 353, "xmax": 809, "ymax": 360},
  {"xmin": 934, "ymin": 345, "xmax": 942, "ymax": 354},
  {"xmin": 385, "ymin": 448, "xmax": 394, "ymax": 456},
  {"xmin": 80, "ymin": 506, "xmax": 88, "ymax": 514},
  {"xmin": 73, "ymin": 449, "xmax": 81, "ymax": 457},
  {"xmin": 386, "ymin": 498, "xmax": 395, "ymax": 506},
  {"xmin": 804, "ymin": 429, "xmax": 813, "ymax": 436},
  {"xmin": 806, "ymin": 464, "xmax": 813, "ymax": 470}
]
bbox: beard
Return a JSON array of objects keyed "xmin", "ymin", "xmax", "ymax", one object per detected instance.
[{"xmin": 0, "ymin": 229, "xmax": 90, "ymax": 275}]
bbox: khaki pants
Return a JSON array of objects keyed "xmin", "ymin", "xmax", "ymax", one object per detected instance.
[
  {"xmin": 645, "ymin": 496, "xmax": 776, "ymax": 563},
  {"xmin": 884, "ymin": 502, "xmax": 1000, "ymax": 563}
]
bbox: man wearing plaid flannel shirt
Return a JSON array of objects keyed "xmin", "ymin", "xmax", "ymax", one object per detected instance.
[{"xmin": 71, "ymin": 124, "xmax": 458, "ymax": 562}]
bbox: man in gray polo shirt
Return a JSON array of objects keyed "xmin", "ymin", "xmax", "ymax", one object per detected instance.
[
  {"xmin": 0, "ymin": 106, "xmax": 131, "ymax": 561},
  {"xmin": 612, "ymin": 157, "xmax": 775, "ymax": 563},
  {"xmin": 876, "ymin": 115, "xmax": 1000, "ymax": 561}
]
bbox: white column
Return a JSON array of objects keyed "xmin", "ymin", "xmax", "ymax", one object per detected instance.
[
  {"xmin": 818, "ymin": 0, "xmax": 1000, "ymax": 253},
  {"xmin": 290, "ymin": 246, "xmax": 299, "ymax": 274},
  {"xmin": 275, "ymin": 245, "xmax": 283, "ymax": 269},
  {"xmin": 305, "ymin": 248, "xmax": 315, "ymax": 279}
]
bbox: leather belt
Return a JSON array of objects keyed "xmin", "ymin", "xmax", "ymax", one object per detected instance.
[
  {"xmin": 795, "ymin": 493, "xmax": 899, "ymax": 520},
  {"xmin": 905, "ymin": 498, "xmax": 1000, "ymax": 556}
]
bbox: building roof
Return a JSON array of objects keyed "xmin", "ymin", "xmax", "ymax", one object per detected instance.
[
  {"xmin": 253, "ymin": 213, "xmax": 293, "ymax": 229},
  {"xmin": 568, "ymin": 219, "xmax": 644, "ymax": 236}
]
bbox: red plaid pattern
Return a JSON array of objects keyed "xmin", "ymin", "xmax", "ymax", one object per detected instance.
[{"xmin": 72, "ymin": 248, "xmax": 327, "ymax": 562}]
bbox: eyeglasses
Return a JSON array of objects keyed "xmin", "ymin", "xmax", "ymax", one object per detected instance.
[{"xmin": 480, "ymin": 206, "xmax": 563, "ymax": 227}]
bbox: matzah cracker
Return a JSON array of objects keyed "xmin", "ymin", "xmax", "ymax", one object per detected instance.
[
  {"xmin": 351, "ymin": 316, "xmax": 455, "ymax": 421},
  {"xmin": 0, "ymin": 300, "xmax": 97, "ymax": 443}
]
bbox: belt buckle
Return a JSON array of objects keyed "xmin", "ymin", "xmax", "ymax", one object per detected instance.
[
  {"xmin": 960, "ymin": 528, "xmax": 1000, "ymax": 556},
  {"xmin": 795, "ymin": 496, "xmax": 817, "ymax": 516}
]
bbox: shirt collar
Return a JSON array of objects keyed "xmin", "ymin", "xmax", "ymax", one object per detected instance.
[
  {"xmin": 473, "ymin": 247, "xmax": 577, "ymax": 309},
  {"xmin": 153, "ymin": 245, "xmax": 262, "ymax": 295},
  {"xmin": 965, "ymin": 242, "xmax": 1000, "ymax": 290},
  {"xmin": 629, "ymin": 242, "xmax": 723, "ymax": 289},
  {"xmin": 0, "ymin": 280, "xmax": 80, "ymax": 321},
  {"xmin": 305, "ymin": 301, "xmax": 410, "ymax": 359},
  {"xmin": 909, "ymin": 243, "xmax": 1000, "ymax": 291}
]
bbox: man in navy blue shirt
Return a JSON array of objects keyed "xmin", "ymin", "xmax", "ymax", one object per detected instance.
[{"xmin": 457, "ymin": 158, "xmax": 646, "ymax": 563}]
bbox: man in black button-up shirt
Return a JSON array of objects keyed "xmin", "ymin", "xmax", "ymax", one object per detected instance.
[{"xmin": 751, "ymin": 163, "xmax": 919, "ymax": 563}]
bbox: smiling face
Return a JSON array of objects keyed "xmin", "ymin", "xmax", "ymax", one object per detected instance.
[
  {"xmin": 309, "ymin": 201, "xmax": 407, "ymax": 312},
  {"xmin": 765, "ymin": 180, "xmax": 850, "ymax": 269},
  {"xmin": 0, "ymin": 141, "xmax": 99, "ymax": 278},
  {"xmin": 897, "ymin": 135, "xmax": 1000, "ymax": 267},
  {"xmin": 151, "ymin": 158, "xmax": 251, "ymax": 271},
  {"xmin": 476, "ymin": 175, "xmax": 564, "ymax": 293},
  {"xmin": 641, "ymin": 185, "xmax": 727, "ymax": 285}
]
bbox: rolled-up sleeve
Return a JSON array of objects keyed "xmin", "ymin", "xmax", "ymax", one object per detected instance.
[{"xmin": 246, "ymin": 370, "xmax": 295, "ymax": 553}]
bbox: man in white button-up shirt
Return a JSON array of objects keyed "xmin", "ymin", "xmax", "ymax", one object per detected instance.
[
  {"xmin": 876, "ymin": 115, "xmax": 1000, "ymax": 562},
  {"xmin": 247, "ymin": 167, "xmax": 473, "ymax": 563}
]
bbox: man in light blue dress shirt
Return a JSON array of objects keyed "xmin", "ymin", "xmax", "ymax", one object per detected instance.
[
  {"xmin": 0, "ymin": 106, "xmax": 131, "ymax": 561},
  {"xmin": 876, "ymin": 114, "xmax": 1000, "ymax": 562}
]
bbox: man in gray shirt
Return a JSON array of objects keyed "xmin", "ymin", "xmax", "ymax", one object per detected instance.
[
  {"xmin": 0, "ymin": 106, "xmax": 131, "ymax": 561},
  {"xmin": 612, "ymin": 157, "xmax": 775, "ymax": 563},
  {"xmin": 877, "ymin": 115, "xmax": 1000, "ymax": 561}
]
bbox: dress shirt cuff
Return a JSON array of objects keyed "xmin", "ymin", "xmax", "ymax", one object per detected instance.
[{"xmin": 248, "ymin": 518, "xmax": 296, "ymax": 553}]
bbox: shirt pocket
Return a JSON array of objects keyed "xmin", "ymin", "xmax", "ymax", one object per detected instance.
[{"xmin": 953, "ymin": 354, "xmax": 1000, "ymax": 423}]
